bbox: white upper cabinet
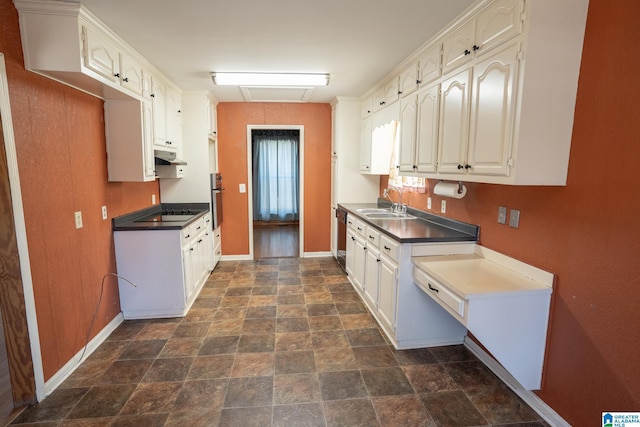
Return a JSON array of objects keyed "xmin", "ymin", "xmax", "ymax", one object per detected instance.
[
  {"xmin": 372, "ymin": 77, "xmax": 400, "ymax": 112},
  {"xmin": 119, "ymin": 52, "xmax": 144, "ymax": 96},
  {"xmin": 442, "ymin": 0, "xmax": 523, "ymax": 74},
  {"xmin": 82, "ymin": 26, "xmax": 119, "ymax": 83},
  {"xmin": 399, "ymin": 44, "xmax": 442, "ymax": 98},
  {"xmin": 363, "ymin": 0, "xmax": 588, "ymax": 185}
]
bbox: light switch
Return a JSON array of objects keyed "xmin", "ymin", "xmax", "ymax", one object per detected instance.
[
  {"xmin": 101, "ymin": 205, "xmax": 108, "ymax": 220},
  {"xmin": 152, "ymin": 194, "xmax": 157, "ymax": 205},
  {"xmin": 498, "ymin": 206, "xmax": 507, "ymax": 224},
  {"xmin": 427, "ymin": 197, "xmax": 432, "ymax": 210},
  {"xmin": 509, "ymin": 209, "xmax": 520, "ymax": 228},
  {"xmin": 239, "ymin": 183, "xmax": 246, "ymax": 193},
  {"xmin": 74, "ymin": 211, "xmax": 83, "ymax": 229},
  {"xmin": 440, "ymin": 200, "xmax": 446, "ymax": 213}
]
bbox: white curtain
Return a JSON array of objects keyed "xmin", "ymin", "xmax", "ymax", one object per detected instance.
[{"xmin": 252, "ymin": 130, "xmax": 299, "ymax": 221}]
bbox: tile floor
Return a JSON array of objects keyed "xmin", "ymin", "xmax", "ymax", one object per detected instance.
[{"xmin": 11, "ymin": 257, "xmax": 549, "ymax": 426}]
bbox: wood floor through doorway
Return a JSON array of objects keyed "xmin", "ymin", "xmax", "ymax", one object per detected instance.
[{"xmin": 253, "ymin": 223, "xmax": 299, "ymax": 259}]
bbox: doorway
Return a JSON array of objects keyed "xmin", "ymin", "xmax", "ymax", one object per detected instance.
[{"xmin": 248, "ymin": 126, "xmax": 304, "ymax": 259}]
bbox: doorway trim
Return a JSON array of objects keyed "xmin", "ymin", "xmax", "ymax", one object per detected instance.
[
  {"xmin": 0, "ymin": 54, "xmax": 44, "ymax": 401},
  {"xmin": 246, "ymin": 125, "xmax": 304, "ymax": 259}
]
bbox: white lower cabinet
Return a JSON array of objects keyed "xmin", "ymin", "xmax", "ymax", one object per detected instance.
[
  {"xmin": 345, "ymin": 215, "xmax": 468, "ymax": 349},
  {"xmin": 114, "ymin": 214, "xmax": 213, "ymax": 319}
]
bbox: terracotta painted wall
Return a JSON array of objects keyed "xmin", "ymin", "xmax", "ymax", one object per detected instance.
[
  {"xmin": 1, "ymin": 0, "xmax": 159, "ymax": 381},
  {"xmin": 381, "ymin": 0, "xmax": 640, "ymax": 424},
  {"xmin": 216, "ymin": 103, "xmax": 332, "ymax": 256}
]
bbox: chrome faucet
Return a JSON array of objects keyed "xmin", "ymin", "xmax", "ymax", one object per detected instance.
[{"xmin": 383, "ymin": 186, "xmax": 406, "ymax": 215}]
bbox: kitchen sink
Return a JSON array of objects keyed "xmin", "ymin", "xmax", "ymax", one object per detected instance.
[
  {"xmin": 365, "ymin": 212, "xmax": 415, "ymax": 220},
  {"xmin": 355, "ymin": 208, "xmax": 392, "ymax": 214}
]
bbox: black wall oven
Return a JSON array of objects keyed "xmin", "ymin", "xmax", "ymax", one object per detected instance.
[{"xmin": 210, "ymin": 173, "xmax": 223, "ymax": 229}]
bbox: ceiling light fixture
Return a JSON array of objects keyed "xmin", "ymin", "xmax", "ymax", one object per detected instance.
[{"xmin": 211, "ymin": 72, "xmax": 329, "ymax": 87}]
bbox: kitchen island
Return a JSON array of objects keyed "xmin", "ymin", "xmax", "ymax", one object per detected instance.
[{"xmin": 112, "ymin": 203, "xmax": 214, "ymax": 319}]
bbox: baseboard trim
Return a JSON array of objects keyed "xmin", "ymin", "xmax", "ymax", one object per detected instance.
[
  {"xmin": 43, "ymin": 313, "xmax": 124, "ymax": 397},
  {"xmin": 302, "ymin": 251, "xmax": 332, "ymax": 258},
  {"xmin": 464, "ymin": 337, "xmax": 570, "ymax": 427},
  {"xmin": 219, "ymin": 254, "xmax": 252, "ymax": 261}
]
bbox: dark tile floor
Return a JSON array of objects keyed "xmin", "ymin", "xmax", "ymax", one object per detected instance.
[{"xmin": 11, "ymin": 257, "xmax": 549, "ymax": 427}]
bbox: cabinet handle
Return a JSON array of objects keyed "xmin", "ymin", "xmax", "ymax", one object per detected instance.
[
  {"xmin": 464, "ymin": 49, "xmax": 471, "ymax": 56},
  {"xmin": 377, "ymin": 258, "xmax": 381, "ymax": 263},
  {"xmin": 190, "ymin": 248, "xmax": 194, "ymax": 252},
  {"xmin": 428, "ymin": 283, "xmax": 439, "ymax": 293},
  {"xmin": 123, "ymin": 77, "xmax": 129, "ymax": 82},
  {"xmin": 457, "ymin": 164, "xmax": 464, "ymax": 170},
  {"xmin": 413, "ymin": 165, "xmax": 417, "ymax": 170},
  {"xmin": 185, "ymin": 234, "xmax": 191, "ymax": 238},
  {"xmin": 198, "ymin": 239, "xmax": 203, "ymax": 243},
  {"xmin": 114, "ymin": 73, "xmax": 120, "ymax": 78},
  {"xmin": 351, "ymin": 236, "xmax": 356, "ymax": 241},
  {"xmin": 150, "ymin": 93, "xmax": 155, "ymax": 98},
  {"xmin": 383, "ymin": 245, "xmax": 391, "ymax": 251},
  {"xmin": 369, "ymin": 235, "xmax": 374, "ymax": 240},
  {"xmin": 357, "ymin": 227, "xmax": 362, "ymax": 231},
  {"xmin": 398, "ymin": 90, "xmax": 402, "ymax": 95},
  {"xmin": 380, "ymin": 101, "xmax": 385, "ymax": 105},
  {"xmin": 416, "ymin": 79, "xmax": 421, "ymax": 85},
  {"xmin": 473, "ymin": 45, "xmax": 480, "ymax": 51},
  {"xmin": 465, "ymin": 164, "xmax": 471, "ymax": 169},
  {"xmin": 197, "ymin": 226, "xmax": 202, "ymax": 230}
]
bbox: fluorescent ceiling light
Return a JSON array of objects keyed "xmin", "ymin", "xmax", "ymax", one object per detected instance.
[{"xmin": 212, "ymin": 72, "xmax": 329, "ymax": 87}]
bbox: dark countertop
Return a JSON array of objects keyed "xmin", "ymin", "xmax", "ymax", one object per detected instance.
[
  {"xmin": 339, "ymin": 201, "xmax": 478, "ymax": 244},
  {"xmin": 112, "ymin": 202, "xmax": 210, "ymax": 231}
]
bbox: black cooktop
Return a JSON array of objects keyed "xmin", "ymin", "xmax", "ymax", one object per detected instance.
[{"xmin": 135, "ymin": 214, "xmax": 195, "ymax": 223}]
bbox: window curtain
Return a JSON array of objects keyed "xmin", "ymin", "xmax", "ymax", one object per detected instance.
[{"xmin": 252, "ymin": 130, "xmax": 300, "ymax": 221}]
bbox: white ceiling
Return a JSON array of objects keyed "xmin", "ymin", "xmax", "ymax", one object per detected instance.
[{"xmin": 76, "ymin": 0, "xmax": 475, "ymax": 103}]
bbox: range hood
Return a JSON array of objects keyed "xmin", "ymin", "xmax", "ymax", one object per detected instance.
[{"xmin": 154, "ymin": 150, "xmax": 187, "ymax": 166}]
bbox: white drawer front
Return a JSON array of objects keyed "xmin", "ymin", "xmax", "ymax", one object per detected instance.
[
  {"xmin": 380, "ymin": 234, "xmax": 399, "ymax": 262},
  {"xmin": 413, "ymin": 267, "xmax": 466, "ymax": 322},
  {"xmin": 365, "ymin": 227, "xmax": 381, "ymax": 248}
]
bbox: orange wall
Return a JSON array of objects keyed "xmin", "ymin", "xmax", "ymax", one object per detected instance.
[
  {"xmin": 217, "ymin": 103, "xmax": 332, "ymax": 256},
  {"xmin": 1, "ymin": 0, "xmax": 159, "ymax": 380},
  {"xmin": 381, "ymin": 0, "xmax": 640, "ymax": 424}
]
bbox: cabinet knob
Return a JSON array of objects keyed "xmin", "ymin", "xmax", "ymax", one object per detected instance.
[
  {"xmin": 377, "ymin": 258, "xmax": 381, "ymax": 263},
  {"xmin": 413, "ymin": 165, "xmax": 417, "ymax": 170},
  {"xmin": 473, "ymin": 45, "xmax": 480, "ymax": 51},
  {"xmin": 457, "ymin": 164, "xmax": 464, "ymax": 170},
  {"xmin": 150, "ymin": 93, "xmax": 155, "ymax": 98},
  {"xmin": 416, "ymin": 79, "xmax": 421, "ymax": 85},
  {"xmin": 383, "ymin": 245, "xmax": 391, "ymax": 251},
  {"xmin": 114, "ymin": 73, "xmax": 120, "ymax": 78},
  {"xmin": 464, "ymin": 49, "xmax": 471, "ymax": 56},
  {"xmin": 123, "ymin": 77, "xmax": 129, "ymax": 82},
  {"xmin": 465, "ymin": 164, "xmax": 471, "ymax": 169}
]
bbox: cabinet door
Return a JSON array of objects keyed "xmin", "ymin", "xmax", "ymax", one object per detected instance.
[
  {"xmin": 352, "ymin": 237, "xmax": 367, "ymax": 292},
  {"xmin": 415, "ymin": 84, "xmax": 439, "ymax": 173},
  {"xmin": 417, "ymin": 44, "xmax": 442, "ymax": 87},
  {"xmin": 360, "ymin": 116, "xmax": 372, "ymax": 172},
  {"xmin": 467, "ymin": 43, "xmax": 519, "ymax": 177},
  {"xmin": 398, "ymin": 94, "xmax": 417, "ymax": 173},
  {"xmin": 141, "ymin": 100, "xmax": 156, "ymax": 179},
  {"xmin": 372, "ymin": 86, "xmax": 386, "ymax": 112},
  {"xmin": 474, "ymin": 0, "xmax": 523, "ymax": 56},
  {"xmin": 182, "ymin": 244, "xmax": 195, "ymax": 303},
  {"xmin": 166, "ymin": 87, "xmax": 182, "ymax": 149},
  {"xmin": 364, "ymin": 247, "xmax": 380, "ymax": 308},
  {"xmin": 383, "ymin": 78, "xmax": 400, "ymax": 106},
  {"xmin": 151, "ymin": 78, "xmax": 168, "ymax": 148},
  {"xmin": 441, "ymin": 19, "xmax": 474, "ymax": 74},
  {"xmin": 82, "ymin": 26, "xmax": 119, "ymax": 82},
  {"xmin": 378, "ymin": 257, "xmax": 397, "ymax": 331},
  {"xmin": 399, "ymin": 62, "xmax": 419, "ymax": 98},
  {"xmin": 437, "ymin": 69, "xmax": 470, "ymax": 174},
  {"xmin": 119, "ymin": 53, "xmax": 144, "ymax": 96},
  {"xmin": 346, "ymin": 229, "xmax": 356, "ymax": 277},
  {"xmin": 361, "ymin": 96, "xmax": 373, "ymax": 118}
]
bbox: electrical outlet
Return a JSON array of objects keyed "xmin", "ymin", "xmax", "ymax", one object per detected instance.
[
  {"xmin": 239, "ymin": 183, "xmax": 246, "ymax": 193},
  {"xmin": 74, "ymin": 211, "xmax": 83, "ymax": 229},
  {"xmin": 498, "ymin": 206, "xmax": 507, "ymax": 224},
  {"xmin": 441, "ymin": 200, "xmax": 446, "ymax": 213},
  {"xmin": 509, "ymin": 209, "xmax": 520, "ymax": 228},
  {"xmin": 152, "ymin": 194, "xmax": 156, "ymax": 205},
  {"xmin": 427, "ymin": 197, "xmax": 432, "ymax": 210},
  {"xmin": 101, "ymin": 205, "xmax": 108, "ymax": 220}
]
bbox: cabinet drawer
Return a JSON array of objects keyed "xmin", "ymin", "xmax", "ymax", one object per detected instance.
[
  {"xmin": 354, "ymin": 219, "xmax": 367, "ymax": 238},
  {"xmin": 365, "ymin": 227, "xmax": 380, "ymax": 248},
  {"xmin": 379, "ymin": 234, "xmax": 399, "ymax": 262},
  {"xmin": 413, "ymin": 267, "xmax": 466, "ymax": 321}
]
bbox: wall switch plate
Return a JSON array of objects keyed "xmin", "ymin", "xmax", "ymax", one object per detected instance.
[
  {"xmin": 509, "ymin": 209, "xmax": 520, "ymax": 228},
  {"xmin": 152, "ymin": 194, "xmax": 156, "ymax": 205},
  {"xmin": 427, "ymin": 197, "xmax": 432, "ymax": 210},
  {"xmin": 441, "ymin": 200, "xmax": 446, "ymax": 213},
  {"xmin": 498, "ymin": 206, "xmax": 507, "ymax": 224},
  {"xmin": 74, "ymin": 211, "xmax": 83, "ymax": 229},
  {"xmin": 239, "ymin": 183, "xmax": 246, "ymax": 193},
  {"xmin": 101, "ymin": 205, "xmax": 108, "ymax": 220}
]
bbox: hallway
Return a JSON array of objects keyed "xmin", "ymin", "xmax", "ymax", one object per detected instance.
[
  {"xmin": 253, "ymin": 223, "xmax": 299, "ymax": 259},
  {"xmin": 9, "ymin": 258, "xmax": 547, "ymax": 426}
]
